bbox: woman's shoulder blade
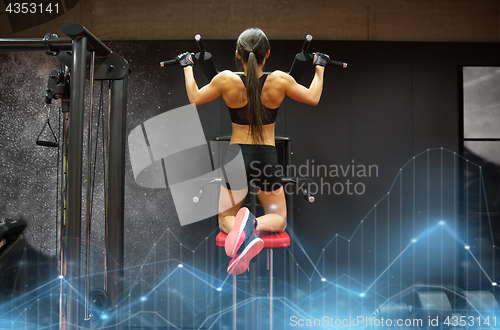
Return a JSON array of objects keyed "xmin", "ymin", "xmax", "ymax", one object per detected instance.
[{"xmin": 269, "ymin": 70, "xmax": 288, "ymax": 77}]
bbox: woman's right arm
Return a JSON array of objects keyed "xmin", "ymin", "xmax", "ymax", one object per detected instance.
[{"xmin": 277, "ymin": 52, "xmax": 330, "ymax": 106}]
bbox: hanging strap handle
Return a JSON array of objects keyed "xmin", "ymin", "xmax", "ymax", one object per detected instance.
[{"xmin": 36, "ymin": 105, "xmax": 58, "ymax": 147}]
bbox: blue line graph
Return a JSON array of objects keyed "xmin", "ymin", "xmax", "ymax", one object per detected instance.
[{"xmin": 1, "ymin": 148, "xmax": 499, "ymax": 329}]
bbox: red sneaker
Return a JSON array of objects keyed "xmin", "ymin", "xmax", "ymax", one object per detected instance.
[
  {"xmin": 225, "ymin": 207, "xmax": 256, "ymax": 257},
  {"xmin": 227, "ymin": 234, "xmax": 264, "ymax": 275}
]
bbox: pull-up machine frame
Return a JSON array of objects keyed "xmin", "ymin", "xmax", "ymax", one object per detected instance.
[{"xmin": 0, "ymin": 23, "xmax": 129, "ymax": 330}]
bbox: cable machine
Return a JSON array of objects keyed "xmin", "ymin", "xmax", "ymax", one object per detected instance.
[{"xmin": 0, "ymin": 23, "xmax": 130, "ymax": 330}]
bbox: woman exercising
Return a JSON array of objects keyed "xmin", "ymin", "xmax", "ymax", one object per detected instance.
[{"xmin": 179, "ymin": 28, "xmax": 329, "ymax": 275}]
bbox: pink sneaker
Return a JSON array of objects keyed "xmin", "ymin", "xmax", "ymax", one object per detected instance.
[
  {"xmin": 225, "ymin": 207, "xmax": 256, "ymax": 257},
  {"xmin": 227, "ymin": 234, "xmax": 264, "ymax": 275}
]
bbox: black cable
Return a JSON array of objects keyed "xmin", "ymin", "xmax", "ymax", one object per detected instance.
[{"xmin": 54, "ymin": 58, "xmax": 63, "ymax": 259}]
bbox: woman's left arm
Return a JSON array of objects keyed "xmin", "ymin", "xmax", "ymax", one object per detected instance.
[{"xmin": 183, "ymin": 66, "xmax": 227, "ymax": 106}]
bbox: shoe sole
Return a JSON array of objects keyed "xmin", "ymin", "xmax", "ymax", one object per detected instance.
[
  {"xmin": 225, "ymin": 208, "xmax": 249, "ymax": 257},
  {"xmin": 227, "ymin": 237, "xmax": 264, "ymax": 275}
]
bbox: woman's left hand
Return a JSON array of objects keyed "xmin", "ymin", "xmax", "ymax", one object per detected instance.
[{"xmin": 177, "ymin": 52, "xmax": 195, "ymax": 67}]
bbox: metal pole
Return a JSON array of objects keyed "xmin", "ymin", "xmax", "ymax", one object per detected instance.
[
  {"xmin": 65, "ymin": 35, "xmax": 87, "ymax": 330},
  {"xmin": 284, "ymin": 138, "xmax": 295, "ymax": 302},
  {"xmin": 0, "ymin": 37, "xmax": 72, "ymax": 51},
  {"xmin": 269, "ymin": 248, "xmax": 274, "ymax": 330},
  {"xmin": 233, "ymin": 275, "xmax": 237, "ymax": 330},
  {"xmin": 84, "ymin": 51, "xmax": 96, "ymax": 321},
  {"xmin": 106, "ymin": 76, "xmax": 127, "ymax": 328},
  {"xmin": 59, "ymin": 70, "xmax": 70, "ymax": 329}
]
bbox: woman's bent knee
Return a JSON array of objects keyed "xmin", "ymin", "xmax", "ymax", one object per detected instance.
[
  {"xmin": 281, "ymin": 210, "xmax": 287, "ymax": 223},
  {"xmin": 275, "ymin": 213, "xmax": 287, "ymax": 232},
  {"xmin": 278, "ymin": 220, "xmax": 287, "ymax": 232},
  {"xmin": 219, "ymin": 214, "xmax": 234, "ymax": 234}
]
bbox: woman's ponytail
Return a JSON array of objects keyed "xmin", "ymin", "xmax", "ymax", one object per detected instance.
[
  {"xmin": 236, "ymin": 28, "xmax": 271, "ymax": 144},
  {"xmin": 246, "ymin": 51, "xmax": 266, "ymax": 144}
]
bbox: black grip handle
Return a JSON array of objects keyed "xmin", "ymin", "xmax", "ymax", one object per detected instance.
[
  {"xmin": 192, "ymin": 177, "xmax": 223, "ymax": 203},
  {"xmin": 36, "ymin": 140, "xmax": 58, "ymax": 148},
  {"xmin": 296, "ymin": 178, "xmax": 315, "ymax": 203},
  {"xmin": 311, "ymin": 53, "xmax": 348, "ymax": 68},
  {"xmin": 193, "ymin": 188, "xmax": 203, "ymax": 203},
  {"xmin": 159, "ymin": 58, "xmax": 179, "ymax": 67},
  {"xmin": 328, "ymin": 59, "xmax": 348, "ymax": 68},
  {"xmin": 300, "ymin": 186, "xmax": 315, "ymax": 203}
]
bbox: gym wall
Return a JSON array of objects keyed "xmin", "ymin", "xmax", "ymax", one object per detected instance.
[{"xmin": 1, "ymin": 0, "xmax": 499, "ymax": 42}]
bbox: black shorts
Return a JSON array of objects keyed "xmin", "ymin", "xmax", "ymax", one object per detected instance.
[{"xmin": 223, "ymin": 144, "xmax": 283, "ymax": 192}]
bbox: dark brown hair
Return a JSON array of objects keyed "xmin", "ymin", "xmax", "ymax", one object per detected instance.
[{"xmin": 236, "ymin": 28, "xmax": 271, "ymax": 144}]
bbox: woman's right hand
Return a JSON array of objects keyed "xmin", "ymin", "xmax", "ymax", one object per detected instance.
[{"xmin": 313, "ymin": 52, "xmax": 330, "ymax": 67}]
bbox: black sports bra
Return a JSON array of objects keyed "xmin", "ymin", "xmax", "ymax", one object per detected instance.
[{"xmin": 228, "ymin": 74, "xmax": 279, "ymax": 125}]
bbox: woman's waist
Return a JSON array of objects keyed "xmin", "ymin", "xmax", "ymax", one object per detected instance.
[
  {"xmin": 227, "ymin": 143, "xmax": 278, "ymax": 157},
  {"xmin": 230, "ymin": 123, "xmax": 275, "ymax": 146}
]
